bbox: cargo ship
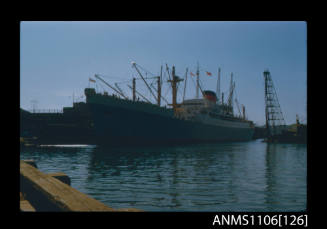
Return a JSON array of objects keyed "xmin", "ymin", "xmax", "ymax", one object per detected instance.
[{"xmin": 85, "ymin": 63, "xmax": 255, "ymax": 146}]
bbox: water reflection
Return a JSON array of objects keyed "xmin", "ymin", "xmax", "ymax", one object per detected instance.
[
  {"xmin": 265, "ymin": 143, "xmax": 279, "ymax": 210},
  {"xmin": 20, "ymin": 140, "xmax": 307, "ymax": 211},
  {"xmin": 87, "ymin": 142, "xmax": 263, "ymax": 211},
  {"xmin": 264, "ymin": 143, "xmax": 307, "ymax": 211}
]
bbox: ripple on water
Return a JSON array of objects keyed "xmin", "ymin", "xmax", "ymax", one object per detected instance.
[{"xmin": 20, "ymin": 141, "xmax": 307, "ymax": 211}]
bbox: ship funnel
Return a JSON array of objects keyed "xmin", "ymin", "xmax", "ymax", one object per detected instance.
[{"xmin": 203, "ymin": 90, "xmax": 217, "ymax": 102}]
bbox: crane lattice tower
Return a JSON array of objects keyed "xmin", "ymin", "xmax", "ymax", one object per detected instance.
[{"xmin": 263, "ymin": 70, "xmax": 286, "ymax": 137}]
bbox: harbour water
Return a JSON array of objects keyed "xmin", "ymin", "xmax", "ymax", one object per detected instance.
[{"xmin": 20, "ymin": 139, "xmax": 307, "ymax": 212}]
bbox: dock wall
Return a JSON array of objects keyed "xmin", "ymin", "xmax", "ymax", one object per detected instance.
[{"xmin": 20, "ymin": 160, "xmax": 141, "ymax": 212}]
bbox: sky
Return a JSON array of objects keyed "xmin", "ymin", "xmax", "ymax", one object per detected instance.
[{"xmin": 20, "ymin": 21, "xmax": 307, "ymax": 126}]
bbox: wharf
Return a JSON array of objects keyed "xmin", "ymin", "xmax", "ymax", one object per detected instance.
[{"xmin": 20, "ymin": 160, "xmax": 142, "ymax": 212}]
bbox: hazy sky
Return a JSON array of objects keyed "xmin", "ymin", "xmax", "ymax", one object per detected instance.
[{"xmin": 20, "ymin": 21, "xmax": 306, "ymax": 125}]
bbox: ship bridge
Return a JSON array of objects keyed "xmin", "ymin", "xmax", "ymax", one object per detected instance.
[
  {"xmin": 182, "ymin": 90, "xmax": 217, "ymax": 108},
  {"xmin": 182, "ymin": 99, "xmax": 205, "ymax": 106},
  {"xmin": 177, "ymin": 91, "xmax": 219, "ymax": 119}
]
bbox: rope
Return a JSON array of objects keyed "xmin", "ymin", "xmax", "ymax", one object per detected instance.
[
  {"xmin": 99, "ymin": 83, "xmax": 108, "ymax": 94},
  {"xmin": 189, "ymin": 73, "xmax": 198, "ymax": 96},
  {"xmin": 115, "ymin": 79, "xmax": 133, "ymax": 85},
  {"xmin": 134, "ymin": 63, "xmax": 157, "ymax": 77},
  {"xmin": 98, "ymin": 74, "xmax": 129, "ymax": 81},
  {"xmin": 163, "ymin": 85, "xmax": 171, "ymax": 98}
]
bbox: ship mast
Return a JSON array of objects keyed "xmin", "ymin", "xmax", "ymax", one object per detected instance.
[
  {"xmin": 196, "ymin": 62, "xmax": 200, "ymax": 99},
  {"xmin": 158, "ymin": 65, "xmax": 163, "ymax": 106},
  {"xmin": 182, "ymin": 68, "xmax": 188, "ymax": 102},
  {"xmin": 242, "ymin": 105, "xmax": 246, "ymax": 120},
  {"xmin": 160, "ymin": 65, "xmax": 163, "ymax": 87},
  {"xmin": 127, "ymin": 85, "xmax": 152, "ymax": 103},
  {"xmin": 168, "ymin": 66, "xmax": 183, "ymax": 112},
  {"xmin": 132, "ymin": 78, "xmax": 136, "ymax": 102},
  {"xmin": 157, "ymin": 76, "xmax": 161, "ymax": 106},
  {"xmin": 216, "ymin": 68, "xmax": 221, "ymax": 104}
]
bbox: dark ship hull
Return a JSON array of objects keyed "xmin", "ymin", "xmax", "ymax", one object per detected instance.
[
  {"xmin": 87, "ymin": 92, "xmax": 254, "ymax": 146},
  {"xmin": 20, "ymin": 102, "xmax": 96, "ymax": 145}
]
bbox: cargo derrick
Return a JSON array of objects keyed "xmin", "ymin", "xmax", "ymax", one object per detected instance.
[
  {"xmin": 132, "ymin": 63, "xmax": 158, "ymax": 103},
  {"xmin": 132, "ymin": 62, "xmax": 168, "ymax": 106},
  {"xmin": 94, "ymin": 74, "xmax": 128, "ymax": 99}
]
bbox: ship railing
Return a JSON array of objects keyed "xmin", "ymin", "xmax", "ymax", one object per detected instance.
[{"xmin": 28, "ymin": 109, "xmax": 64, "ymax": 114}]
